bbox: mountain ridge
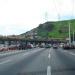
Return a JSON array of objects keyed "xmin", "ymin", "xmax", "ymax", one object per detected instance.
[{"xmin": 21, "ymin": 19, "xmax": 75, "ymax": 39}]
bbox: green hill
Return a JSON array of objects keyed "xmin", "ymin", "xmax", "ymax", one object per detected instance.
[
  {"xmin": 37, "ymin": 19, "xmax": 75, "ymax": 39},
  {"xmin": 21, "ymin": 19, "xmax": 75, "ymax": 39}
]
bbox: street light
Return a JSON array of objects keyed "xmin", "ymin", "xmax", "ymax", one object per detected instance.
[
  {"xmin": 73, "ymin": 31, "xmax": 75, "ymax": 44},
  {"xmin": 69, "ymin": 22, "xmax": 71, "ymax": 46}
]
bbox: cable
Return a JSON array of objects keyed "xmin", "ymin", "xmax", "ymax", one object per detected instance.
[
  {"xmin": 72, "ymin": 0, "xmax": 74, "ymax": 19},
  {"xmin": 52, "ymin": 0, "xmax": 61, "ymax": 21}
]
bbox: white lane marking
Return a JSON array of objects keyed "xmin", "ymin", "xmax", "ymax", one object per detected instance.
[
  {"xmin": 48, "ymin": 48, "xmax": 52, "ymax": 59},
  {"xmin": 49, "ymin": 47, "xmax": 53, "ymax": 53},
  {"xmin": 47, "ymin": 66, "xmax": 51, "ymax": 75},
  {"xmin": 0, "ymin": 60, "xmax": 11, "ymax": 64},
  {"xmin": 61, "ymin": 50, "xmax": 75, "ymax": 56},
  {"xmin": 69, "ymin": 52, "xmax": 75, "ymax": 56},
  {"xmin": 47, "ymin": 49, "xmax": 51, "ymax": 75},
  {"xmin": 48, "ymin": 53, "xmax": 51, "ymax": 59},
  {"xmin": 65, "ymin": 51, "xmax": 75, "ymax": 56}
]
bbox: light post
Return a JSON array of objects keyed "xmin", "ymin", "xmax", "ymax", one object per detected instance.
[
  {"xmin": 73, "ymin": 31, "xmax": 75, "ymax": 44},
  {"xmin": 69, "ymin": 22, "xmax": 71, "ymax": 46}
]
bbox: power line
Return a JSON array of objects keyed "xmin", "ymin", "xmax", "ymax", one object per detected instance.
[
  {"xmin": 52, "ymin": 0, "xmax": 60, "ymax": 21},
  {"xmin": 71, "ymin": 0, "xmax": 74, "ymax": 28},
  {"xmin": 72, "ymin": 0, "xmax": 74, "ymax": 19},
  {"xmin": 45, "ymin": 12, "xmax": 48, "ymax": 22},
  {"xmin": 52, "ymin": 0, "xmax": 72, "ymax": 44}
]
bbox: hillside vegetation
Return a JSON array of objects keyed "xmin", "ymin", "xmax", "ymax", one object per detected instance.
[
  {"xmin": 37, "ymin": 19, "xmax": 75, "ymax": 38},
  {"xmin": 21, "ymin": 19, "xmax": 75, "ymax": 39}
]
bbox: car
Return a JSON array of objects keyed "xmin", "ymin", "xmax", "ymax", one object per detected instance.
[
  {"xmin": 63, "ymin": 44, "xmax": 73, "ymax": 50},
  {"xmin": 63, "ymin": 45, "xmax": 70, "ymax": 49},
  {"xmin": 45, "ymin": 44, "xmax": 51, "ymax": 48},
  {"xmin": 18, "ymin": 44, "xmax": 26, "ymax": 50},
  {"xmin": 53, "ymin": 44, "xmax": 58, "ymax": 49},
  {"xmin": 26, "ymin": 44, "xmax": 33, "ymax": 49},
  {"xmin": 39, "ymin": 45, "xmax": 44, "ymax": 48},
  {"xmin": 59, "ymin": 43, "xmax": 64, "ymax": 48}
]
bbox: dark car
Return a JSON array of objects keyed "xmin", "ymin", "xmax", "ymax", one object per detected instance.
[
  {"xmin": 18, "ymin": 44, "xmax": 26, "ymax": 50},
  {"xmin": 45, "ymin": 44, "xmax": 51, "ymax": 48}
]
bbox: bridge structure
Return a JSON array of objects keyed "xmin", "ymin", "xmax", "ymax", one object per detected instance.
[{"xmin": 0, "ymin": 37, "xmax": 66, "ymax": 46}]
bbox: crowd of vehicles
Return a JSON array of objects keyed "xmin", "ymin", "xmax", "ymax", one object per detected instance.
[
  {"xmin": 63, "ymin": 44, "xmax": 75, "ymax": 49},
  {"xmin": 0, "ymin": 43, "xmax": 58, "ymax": 52},
  {"xmin": 0, "ymin": 42, "xmax": 75, "ymax": 52},
  {"xmin": 0, "ymin": 44, "xmax": 34, "ymax": 52}
]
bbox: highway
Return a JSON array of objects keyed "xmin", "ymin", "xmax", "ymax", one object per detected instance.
[{"xmin": 0, "ymin": 48, "xmax": 75, "ymax": 75}]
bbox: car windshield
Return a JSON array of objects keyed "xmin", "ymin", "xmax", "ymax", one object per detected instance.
[{"xmin": 0, "ymin": 0, "xmax": 75, "ymax": 75}]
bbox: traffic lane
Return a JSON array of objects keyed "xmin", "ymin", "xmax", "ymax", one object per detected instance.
[
  {"xmin": 0, "ymin": 49, "xmax": 33, "ymax": 63},
  {"xmin": 0, "ymin": 48, "xmax": 48, "ymax": 75},
  {"xmin": 19, "ymin": 48, "xmax": 50, "ymax": 75},
  {"xmin": 50, "ymin": 48, "xmax": 75, "ymax": 75},
  {"xmin": 0, "ymin": 48, "xmax": 44, "ymax": 71}
]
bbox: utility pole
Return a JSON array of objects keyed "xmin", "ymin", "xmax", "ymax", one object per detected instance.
[
  {"xmin": 73, "ymin": 31, "xmax": 75, "ymax": 44},
  {"xmin": 45, "ymin": 12, "xmax": 48, "ymax": 22},
  {"xmin": 69, "ymin": 22, "xmax": 71, "ymax": 46}
]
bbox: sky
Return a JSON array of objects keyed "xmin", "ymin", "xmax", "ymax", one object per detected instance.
[{"xmin": 0, "ymin": 0, "xmax": 75, "ymax": 35}]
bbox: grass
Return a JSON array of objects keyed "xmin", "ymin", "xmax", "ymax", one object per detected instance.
[{"xmin": 38, "ymin": 19, "xmax": 75, "ymax": 38}]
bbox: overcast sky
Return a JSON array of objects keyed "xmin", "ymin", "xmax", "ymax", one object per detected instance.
[{"xmin": 0, "ymin": 0, "xmax": 75, "ymax": 35}]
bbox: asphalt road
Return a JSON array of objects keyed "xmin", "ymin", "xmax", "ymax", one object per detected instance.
[
  {"xmin": 0, "ymin": 48, "xmax": 75, "ymax": 75},
  {"xmin": 51, "ymin": 48, "xmax": 75, "ymax": 75}
]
